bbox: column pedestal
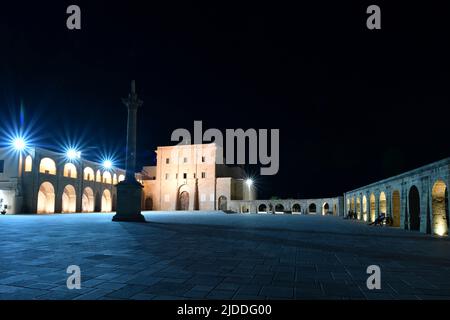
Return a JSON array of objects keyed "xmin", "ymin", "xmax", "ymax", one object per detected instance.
[{"xmin": 113, "ymin": 181, "xmax": 146, "ymax": 222}]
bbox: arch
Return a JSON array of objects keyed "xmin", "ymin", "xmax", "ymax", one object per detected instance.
[
  {"xmin": 144, "ymin": 197, "xmax": 153, "ymax": 211},
  {"xmin": 350, "ymin": 197, "xmax": 355, "ymax": 212},
  {"xmin": 333, "ymin": 203, "xmax": 337, "ymax": 216},
  {"xmin": 409, "ymin": 186, "xmax": 421, "ymax": 231},
  {"xmin": 101, "ymin": 189, "xmax": 112, "ymax": 212},
  {"xmin": 118, "ymin": 174, "xmax": 125, "ymax": 182},
  {"xmin": 82, "ymin": 187, "xmax": 95, "ymax": 212},
  {"xmin": 275, "ymin": 204, "xmax": 285, "ymax": 213},
  {"xmin": 25, "ymin": 155, "xmax": 33, "ymax": 172},
  {"xmin": 322, "ymin": 202, "xmax": 329, "ymax": 215},
  {"xmin": 392, "ymin": 190, "xmax": 401, "ymax": 227},
  {"xmin": 432, "ymin": 180, "xmax": 449, "ymax": 236},
  {"xmin": 83, "ymin": 167, "xmax": 95, "ymax": 181},
  {"xmin": 113, "ymin": 173, "xmax": 118, "ymax": 185},
  {"xmin": 362, "ymin": 195, "xmax": 368, "ymax": 221},
  {"xmin": 96, "ymin": 170, "xmax": 102, "ymax": 182},
  {"xmin": 179, "ymin": 191, "xmax": 190, "ymax": 210},
  {"xmin": 258, "ymin": 204, "xmax": 267, "ymax": 213},
  {"xmin": 370, "ymin": 193, "xmax": 376, "ymax": 222},
  {"xmin": 39, "ymin": 157, "xmax": 56, "ymax": 175},
  {"xmin": 292, "ymin": 203, "xmax": 301, "ymax": 213},
  {"xmin": 218, "ymin": 196, "xmax": 227, "ymax": 211},
  {"xmin": 379, "ymin": 192, "xmax": 387, "ymax": 215},
  {"xmin": 37, "ymin": 182, "xmax": 55, "ymax": 214},
  {"xmin": 309, "ymin": 203, "xmax": 317, "ymax": 213},
  {"xmin": 356, "ymin": 197, "xmax": 361, "ymax": 219},
  {"xmin": 103, "ymin": 171, "xmax": 112, "ymax": 184},
  {"xmin": 62, "ymin": 185, "xmax": 77, "ymax": 213},
  {"xmin": 63, "ymin": 163, "xmax": 77, "ymax": 179}
]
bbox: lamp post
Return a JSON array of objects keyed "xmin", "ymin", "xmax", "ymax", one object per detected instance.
[{"xmin": 112, "ymin": 80, "xmax": 146, "ymax": 222}]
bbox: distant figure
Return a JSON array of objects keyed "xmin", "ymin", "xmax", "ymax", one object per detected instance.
[{"xmin": 369, "ymin": 212, "xmax": 386, "ymax": 226}]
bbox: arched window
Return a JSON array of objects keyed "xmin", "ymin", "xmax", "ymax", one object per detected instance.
[
  {"xmin": 25, "ymin": 155, "xmax": 33, "ymax": 172},
  {"xmin": 118, "ymin": 174, "xmax": 125, "ymax": 182},
  {"xmin": 63, "ymin": 163, "xmax": 77, "ymax": 178},
  {"xmin": 309, "ymin": 203, "xmax": 317, "ymax": 213},
  {"xmin": 113, "ymin": 173, "xmax": 118, "ymax": 184},
  {"xmin": 83, "ymin": 167, "xmax": 95, "ymax": 181},
  {"xmin": 39, "ymin": 158, "xmax": 57, "ymax": 175},
  {"xmin": 103, "ymin": 171, "xmax": 112, "ymax": 184},
  {"xmin": 96, "ymin": 170, "xmax": 102, "ymax": 182}
]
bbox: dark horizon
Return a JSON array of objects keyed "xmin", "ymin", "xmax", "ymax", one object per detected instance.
[{"xmin": 1, "ymin": 1, "xmax": 449, "ymax": 199}]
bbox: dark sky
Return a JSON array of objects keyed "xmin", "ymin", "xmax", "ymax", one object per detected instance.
[{"xmin": 0, "ymin": 1, "xmax": 449, "ymax": 199}]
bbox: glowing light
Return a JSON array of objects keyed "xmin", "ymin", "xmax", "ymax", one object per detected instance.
[
  {"xmin": 11, "ymin": 137, "xmax": 26, "ymax": 151},
  {"xmin": 66, "ymin": 148, "xmax": 81, "ymax": 160},
  {"xmin": 246, "ymin": 178, "xmax": 253, "ymax": 187},
  {"xmin": 435, "ymin": 224, "xmax": 446, "ymax": 237},
  {"xmin": 103, "ymin": 160, "xmax": 113, "ymax": 170}
]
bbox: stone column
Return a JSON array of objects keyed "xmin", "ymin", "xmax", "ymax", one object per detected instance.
[{"xmin": 113, "ymin": 81, "xmax": 146, "ymax": 223}]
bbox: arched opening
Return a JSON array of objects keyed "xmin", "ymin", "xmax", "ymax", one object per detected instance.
[
  {"xmin": 179, "ymin": 191, "xmax": 190, "ymax": 210},
  {"xmin": 258, "ymin": 204, "xmax": 267, "ymax": 213},
  {"xmin": 379, "ymin": 192, "xmax": 387, "ymax": 216},
  {"xmin": 37, "ymin": 182, "xmax": 55, "ymax": 214},
  {"xmin": 275, "ymin": 204, "xmax": 284, "ymax": 213},
  {"xmin": 322, "ymin": 202, "xmax": 329, "ymax": 215},
  {"xmin": 63, "ymin": 163, "xmax": 77, "ymax": 179},
  {"xmin": 350, "ymin": 197, "xmax": 355, "ymax": 213},
  {"xmin": 62, "ymin": 185, "xmax": 77, "ymax": 213},
  {"xmin": 432, "ymin": 180, "xmax": 449, "ymax": 236},
  {"xmin": 309, "ymin": 203, "xmax": 317, "ymax": 213},
  {"xmin": 292, "ymin": 203, "xmax": 301, "ymax": 213},
  {"xmin": 333, "ymin": 203, "xmax": 337, "ymax": 215},
  {"xmin": 409, "ymin": 186, "xmax": 421, "ymax": 231},
  {"xmin": 39, "ymin": 158, "xmax": 56, "ymax": 175},
  {"xmin": 218, "ymin": 196, "xmax": 227, "ymax": 211},
  {"xmin": 113, "ymin": 174, "xmax": 118, "ymax": 185},
  {"xmin": 346, "ymin": 198, "xmax": 350, "ymax": 214},
  {"xmin": 144, "ymin": 197, "xmax": 153, "ymax": 211},
  {"xmin": 118, "ymin": 174, "xmax": 125, "ymax": 182},
  {"xmin": 392, "ymin": 190, "xmax": 401, "ymax": 227},
  {"xmin": 25, "ymin": 155, "xmax": 33, "ymax": 172},
  {"xmin": 83, "ymin": 167, "xmax": 95, "ymax": 181},
  {"xmin": 101, "ymin": 189, "xmax": 112, "ymax": 212},
  {"xmin": 362, "ymin": 195, "xmax": 368, "ymax": 221},
  {"xmin": 96, "ymin": 170, "xmax": 102, "ymax": 182},
  {"xmin": 103, "ymin": 171, "xmax": 112, "ymax": 184},
  {"xmin": 370, "ymin": 193, "xmax": 376, "ymax": 222},
  {"xmin": 356, "ymin": 197, "xmax": 361, "ymax": 219},
  {"xmin": 82, "ymin": 187, "xmax": 95, "ymax": 212}
]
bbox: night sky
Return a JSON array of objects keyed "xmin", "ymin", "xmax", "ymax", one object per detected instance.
[{"xmin": 0, "ymin": 1, "xmax": 449, "ymax": 199}]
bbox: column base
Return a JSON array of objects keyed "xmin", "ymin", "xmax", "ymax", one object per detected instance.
[{"xmin": 113, "ymin": 180, "xmax": 146, "ymax": 223}]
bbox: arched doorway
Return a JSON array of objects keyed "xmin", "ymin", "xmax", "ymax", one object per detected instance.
[
  {"xmin": 322, "ymin": 202, "xmax": 329, "ymax": 215},
  {"xmin": 392, "ymin": 190, "xmax": 401, "ymax": 227},
  {"xmin": 218, "ymin": 196, "xmax": 227, "ymax": 211},
  {"xmin": 179, "ymin": 191, "xmax": 189, "ymax": 210},
  {"xmin": 292, "ymin": 203, "xmax": 301, "ymax": 213},
  {"xmin": 82, "ymin": 187, "xmax": 95, "ymax": 212},
  {"xmin": 275, "ymin": 204, "xmax": 284, "ymax": 213},
  {"xmin": 101, "ymin": 189, "xmax": 112, "ymax": 212},
  {"xmin": 62, "ymin": 185, "xmax": 76, "ymax": 213},
  {"xmin": 356, "ymin": 197, "xmax": 361, "ymax": 219},
  {"xmin": 432, "ymin": 180, "xmax": 449, "ymax": 236},
  {"xmin": 379, "ymin": 192, "xmax": 387, "ymax": 217},
  {"xmin": 409, "ymin": 186, "xmax": 420, "ymax": 231},
  {"xmin": 370, "ymin": 193, "xmax": 376, "ymax": 222},
  {"xmin": 309, "ymin": 203, "xmax": 317, "ymax": 213},
  {"xmin": 144, "ymin": 197, "xmax": 153, "ymax": 211},
  {"xmin": 362, "ymin": 195, "xmax": 368, "ymax": 221},
  {"xmin": 258, "ymin": 204, "xmax": 267, "ymax": 213},
  {"xmin": 37, "ymin": 182, "xmax": 55, "ymax": 214}
]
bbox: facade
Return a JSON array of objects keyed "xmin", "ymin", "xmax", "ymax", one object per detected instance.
[{"xmin": 344, "ymin": 158, "xmax": 450, "ymax": 236}]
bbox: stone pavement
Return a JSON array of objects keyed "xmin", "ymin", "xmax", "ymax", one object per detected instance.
[{"xmin": 1, "ymin": 212, "xmax": 450, "ymax": 300}]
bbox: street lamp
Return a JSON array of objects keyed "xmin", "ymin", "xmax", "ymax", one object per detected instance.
[
  {"xmin": 246, "ymin": 178, "xmax": 253, "ymax": 201},
  {"xmin": 103, "ymin": 159, "xmax": 113, "ymax": 170},
  {"xmin": 66, "ymin": 148, "xmax": 81, "ymax": 160},
  {"xmin": 11, "ymin": 137, "xmax": 26, "ymax": 152}
]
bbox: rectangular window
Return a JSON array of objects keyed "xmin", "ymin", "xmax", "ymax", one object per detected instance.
[
  {"xmin": 201, "ymin": 172, "xmax": 206, "ymax": 179},
  {"xmin": 165, "ymin": 173, "xmax": 169, "ymax": 180},
  {"xmin": 210, "ymin": 194, "xmax": 215, "ymax": 202},
  {"xmin": 183, "ymin": 173, "xmax": 187, "ymax": 179},
  {"xmin": 0, "ymin": 160, "xmax": 4, "ymax": 173},
  {"xmin": 202, "ymin": 156, "xmax": 206, "ymax": 163},
  {"xmin": 183, "ymin": 157, "xmax": 188, "ymax": 163},
  {"xmin": 175, "ymin": 173, "xmax": 178, "ymax": 179},
  {"xmin": 166, "ymin": 158, "xmax": 170, "ymax": 164},
  {"xmin": 193, "ymin": 173, "xmax": 196, "ymax": 179}
]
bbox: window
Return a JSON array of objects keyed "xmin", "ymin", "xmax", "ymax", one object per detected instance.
[
  {"xmin": 210, "ymin": 194, "xmax": 215, "ymax": 202},
  {"xmin": 25, "ymin": 156, "xmax": 33, "ymax": 172},
  {"xmin": 166, "ymin": 158, "xmax": 170, "ymax": 164},
  {"xmin": 183, "ymin": 173, "xmax": 187, "ymax": 179},
  {"xmin": 201, "ymin": 172, "xmax": 206, "ymax": 179},
  {"xmin": 193, "ymin": 173, "xmax": 196, "ymax": 179},
  {"xmin": 0, "ymin": 160, "xmax": 4, "ymax": 173},
  {"xmin": 183, "ymin": 157, "xmax": 187, "ymax": 163},
  {"xmin": 202, "ymin": 156, "xmax": 206, "ymax": 163},
  {"xmin": 165, "ymin": 173, "xmax": 169, "ymax": 180},
  {"xmin": 176, "ymin": 173, "xmax": 178, "ymax": 179}
]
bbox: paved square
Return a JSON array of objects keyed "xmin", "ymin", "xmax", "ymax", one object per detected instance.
[{"xmin": 1, "ymin": 212, "xmax": 450, "ymax": 300}]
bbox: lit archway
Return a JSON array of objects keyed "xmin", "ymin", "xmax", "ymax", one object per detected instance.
[
  {"xmin": 409, "ymin": 186, "xmax": 420, "ymax": 231},
  {"xmin": 350, "ymin": 197, "xmax": 355, "ymax": 213},
  {"xmin": 103, "ymin": 171, "xmax": 112, "ymax": 184},
  {"xmin": 218, "ymin": 196, "xmax": 227, "ymax": 211},
  {"xmin": 362, "ymin": 195, "xmax": 368, "ymax": 221},
  {"xmin": 113, "ymin": 174, "xmax": 118, "ymax": 185},
  {"xmin": 322, "ymin": 202, "xmax": 329, "ymax": 215},
  {"xmin": 356, "ymin": 197, "xmax": 361, "ymax": 219},
  {"xmin": 96, "ymin": 170, "xmax": 102, "ymax": 182},
  {"xmin": 25, "ymin": 155, "xmax": 33, "ymax": 172},
  {"xmin": 62, "ymin": 185, "xmax": 77, "ymax": 213},
  {"xmin": 118, "ymin": 174, "xmax": 125, "ymax": 182},
  {"xmin": 39, "ymin": 158, "xmax": 56, "ymax": 175},
  {"xmin": 292, "ymin": 203, "xmax": 301, "ymax": 213},
  {"xmin": 333, "ymin": 203, "xmax": 337, "ymax": 216},
  {"xmin": 83, "ymin": 167, "xmax": 95, "ymax": 181},
  {"xmin": 101, "ymin": 189, "xmax": 112, "ymax": 212},
  {"xmin": 258, "ymin": 204, "xmax": 267, "ymax": 213},
  {"xmin": 82, "ymin": 187, "xmax": 95, "ymax": 212},
  {"xmin": 178, "ymin": 191, "xmax": 190, "ymax": 210},
  {"xmin": 432, "ymin": 180, "xmax": 448, "ymax": 236},
  {"xmin": 309, "ymin": 203, "xmax": 317, "ymax": 213},
  {"xmin": 370, "ymin": 193, "xmax": 376, "ymax": 222},
  {"xmin": 63, "ymin": 163, "xmax": 77, "ymax": 179},
  {"xmin": 379, "ymin": 192, "xmax": 387, "ymax": 216},
  {"xmin": 392, "ymin": 190, "xmax": 401, "ymax": 227},
  {"xmin": 275, "ymin": 204, "xmax": 284, "ymax": 213},
  {"xmin": 37, "ymin": 182, "xmax": 55, "ymax": 214}
]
